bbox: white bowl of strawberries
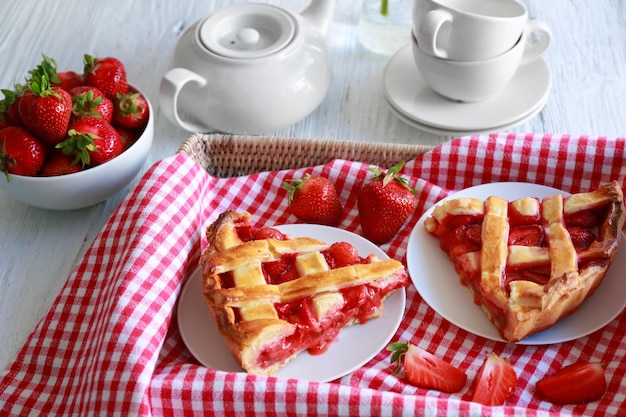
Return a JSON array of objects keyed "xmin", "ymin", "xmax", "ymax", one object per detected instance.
[{"xmin": 0, "ymin": 54, "xmax": 153, "ymax": 210}]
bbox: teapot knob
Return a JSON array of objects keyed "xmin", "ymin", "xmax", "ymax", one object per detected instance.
[{"xmin": 236, "ymin": 28, "xmax": 261, "ymax": 48}]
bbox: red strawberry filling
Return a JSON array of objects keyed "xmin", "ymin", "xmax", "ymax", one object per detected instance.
[
  {"xmin": 223, "ymin": 224, "xmax": 406, "ymax": 368},
  {"xmin": 431, "ymin": 200, "xmax": 606, "ymax": 297}
]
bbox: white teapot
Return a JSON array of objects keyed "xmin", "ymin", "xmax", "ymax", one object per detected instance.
[{"xmin": 159, "ymin": 1, "xmax": 335, "ymax": 134}]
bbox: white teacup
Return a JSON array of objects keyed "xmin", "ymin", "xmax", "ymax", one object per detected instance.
[
  {"xmin": 413, "ymin": 0, "xmax": 541, "ymax": 61},
  {"xmin": 411, "ymin": 21, "xmax": 551, "ymax": 102}
]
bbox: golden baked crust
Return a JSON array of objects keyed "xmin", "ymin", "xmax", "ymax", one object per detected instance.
[
  {"xmin": 200, "ymin": 210, "xmax": 409, "ymax": 375},
  {"xmin": 424, "ymin": 182, "xmax": 625, "ymax": 342}
]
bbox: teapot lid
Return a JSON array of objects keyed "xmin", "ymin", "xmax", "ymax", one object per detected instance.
[{"xmin": 198, "ymin": 4, "xmax": 297, "ymax": 59}]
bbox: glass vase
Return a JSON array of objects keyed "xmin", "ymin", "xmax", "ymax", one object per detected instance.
[{"xmin": 358, "ymin": 0, "xmax": 413, "ymax": 56}]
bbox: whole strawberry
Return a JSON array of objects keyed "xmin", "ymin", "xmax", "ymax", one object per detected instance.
[
  {"xmin": 70, "ymin": 85, "xmax": 114, "ymax": 122},
  {"xmin": 57, "ymin": 117, "xmax": 123, "ymax": 166},
  {"xmin": 114, "ymin": 126, "xmax": 140, "ymax": 149},
  {"xmin": 53, "ymin": 71, "xmax": 84, "ymax": 92},
  {"xmin": 0, "ymin": 86, "xmax": 24, "ymax": 128},
  {"xmin": 357, "ymin": 161, "xmax": 416, "ymax": 244},
  {"xmin": 283, "ymin": 173, "xmax": 343, "ymax": 226},
  {"xmin": 18, "ymin": 72, "xmax": 72, "ymax": 144},
  {"xmin": 113, "ymin": 91, "xmax": 149, "ymax": 129},
  {"xmin": 0, "ymin": 126, "xmax": 47, "ymax": 177},
  {"xmin": 83, "ymin": 54, "xmax": 128, "ymax": 101},
  {"xmin": 39, "ymin": 150, "xmax": 82, "ymax": 177}
]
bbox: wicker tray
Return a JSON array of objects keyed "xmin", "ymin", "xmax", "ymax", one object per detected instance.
[{"xmin": 177, "ymin": 133, "xmax": 434, "ymax": 177}]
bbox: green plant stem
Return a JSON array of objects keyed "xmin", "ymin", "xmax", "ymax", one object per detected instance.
[{"xmin": 380, "ymin": 0, "xmax": 389, "ymax": 17}]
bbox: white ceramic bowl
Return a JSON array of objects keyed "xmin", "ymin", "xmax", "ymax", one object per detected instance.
[{"xmin": 0, "ymin": 84, "xmax": 153, "ymax": 210}]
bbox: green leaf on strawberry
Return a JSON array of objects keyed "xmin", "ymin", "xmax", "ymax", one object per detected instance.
[
  {"xmin": 113, "ymin": 91, "xmax": 149, "ymax": 129},
  {"xmin": 28, "ymin": 54, "xmax": 62, "ymax": 86},
  {"xmin": 56, "ymin": 129, "xmax": 99, "ymax": 167},
  {"xmin": 56, "ymin": 117, "xmax": 123, "ymax": 167}
]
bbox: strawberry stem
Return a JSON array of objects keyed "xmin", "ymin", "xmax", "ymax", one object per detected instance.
[
  {"xmin": 386, "ymin": 341, "xmax": 409, "ymax": 375},
  {"xmin": 0, "ymin": 141, "xmax": 16, "ymax": 181},
  {"xmin": 366, "ymin": 161, "xmax": 416, "ymax": 194},
  {"xmin": 283, "ymin": 173, "xmax": 311, "ymax": 203}
]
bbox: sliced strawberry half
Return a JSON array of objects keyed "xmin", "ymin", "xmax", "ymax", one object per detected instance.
[
  {"xmin": 387, "ymin": 342, "xmax": 467, "ymax": 393},
  {"xmin": 470, "ymin": 353, "xmax": 517, "ymax": 406},
  {"xmin": 535, "ymin": 361, "xmax": 606, "ymax": 404}
]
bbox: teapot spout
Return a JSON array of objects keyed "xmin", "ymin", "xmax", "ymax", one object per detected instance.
[{"xmin": 300, "ymin": 0, "xmax": 336, "ymax": 37}]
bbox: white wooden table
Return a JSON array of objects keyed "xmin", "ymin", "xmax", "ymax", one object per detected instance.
[{"xmin": 0, "ymin": 0, "xmax": 624, "ymax": 371}]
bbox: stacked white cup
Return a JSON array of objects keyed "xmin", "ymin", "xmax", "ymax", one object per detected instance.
[{"xmin": 411, "ymin": 0, "xmax": 552, "ymax": 102}]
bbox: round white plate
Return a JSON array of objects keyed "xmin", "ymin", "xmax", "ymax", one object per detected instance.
[
  {"xmin": 407, "ymin": 182, "xmax": 626, "ymax": 345},
  {"xmin": 385, "ymin": 92, "xmax": 548, "ymax": 136},
  {"xmin": 383, "ymin": 45, "xmax": 552, "ymax": 131},
  {"xmin": 178, "ymin": 224, "xmax": 406, "ymax": 381}
]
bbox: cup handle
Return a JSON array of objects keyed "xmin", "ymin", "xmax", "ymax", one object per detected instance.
[
  {"xmin": 416, "ymin": 9, "xmax": 453, "ymax": 59},
  {"xmin": 520, "ymin": 20, "xmax": 552, "ymax": 65},
  {"xmin": 159, "ymin": 68, "xmax": 210, "ymax": 133}
]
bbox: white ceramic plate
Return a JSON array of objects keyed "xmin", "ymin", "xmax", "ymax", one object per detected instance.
[
  {"xmin": 383, "ymin": 45, "xmax": 552, "ymax": 132},
  {"xmin": 407, "ymin": 182, "xmax": 626, "ymax": 345},
  {"xmin": 178, "ymin": 224, "xmax": 406, "ymax": 381}
]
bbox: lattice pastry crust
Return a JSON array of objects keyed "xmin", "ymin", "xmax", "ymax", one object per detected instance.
[
  {"xmin": 424, "ymin": 182, "xmax": 625, "ymax": 342},
  {"xmin": 200, "ymin": 211, "xmax": 409, "ymax": 375}
]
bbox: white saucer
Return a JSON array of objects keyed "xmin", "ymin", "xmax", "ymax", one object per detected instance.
[
  {"xmin": 385, "ymin": 92, "xmax": 548, "ymax": 136},
  {"xmin": 383, "ymin": 45, "xmax": 552, "ymax": 132}
]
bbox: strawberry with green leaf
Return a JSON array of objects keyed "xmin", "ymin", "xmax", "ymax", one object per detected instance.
[
  {"xmin": 84, "ymin": 54, "xmax": 128, "ymax": 101},
  {"xmin": 470, "ymin": 353, "xmax": 517, "ymax": 406},
  {"xmin": 535, "ymin": 362, "xmax": 606, "ymax": 404},
  {"xmin": 387, "ymin": 342, "xmax": 467, "ymax": 393},
  {"xmin": 113, "ymin": 90, "xmax": 149, "ymax": 129},
  {"xmin": 70, "ymin": 85, "xmax": 113, "ymax": 122},
  {"xmin": 18, "ymin": 68, "xmax": 72, "ymax": 145},
  {"xmin": 283, "ymin": 173, "xmax": 343, "ymax": 226},
  {"xmin": 57, "ymin": 117, "xmax": 123, "ymax": 167},
  {"xmin": 0, "ymin": 86, "xmax": 24, "ymax": 129},
  {"xmin": 357, "ymin": 161, "xmax": 416, "ymax": 244}
]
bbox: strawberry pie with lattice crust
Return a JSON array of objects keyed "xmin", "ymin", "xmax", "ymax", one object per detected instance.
[
  {"xmin": 200, "ymin": 210, "xmax": 409, "ymax": 375},
  {"xmin": 424, "ymin": 182, "xmax": 625, "ymax": 343}
]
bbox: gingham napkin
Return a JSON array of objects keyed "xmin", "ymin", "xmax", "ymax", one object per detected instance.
[{"xmin": 1, "ymin": 133, "xmax": 625, "ymax": 416}]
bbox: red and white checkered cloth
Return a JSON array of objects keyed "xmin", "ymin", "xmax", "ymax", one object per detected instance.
[{"xmin": 1, "ymin": 133, "xmax": 625, "ymax": 416}]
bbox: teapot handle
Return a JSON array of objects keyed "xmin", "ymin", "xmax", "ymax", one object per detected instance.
[{"xmin": 159, "ymin": 68, "xmax": 210, "ymax": 132}]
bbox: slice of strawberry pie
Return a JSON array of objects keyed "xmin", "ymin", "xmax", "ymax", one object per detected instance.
[
  {"xmin": 424, "ymin": 182, "xmax": 625, "ymax": 343},
  {"xmin": 200, "ymin": 210, "xmax": 409, "ymax": 375}
]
